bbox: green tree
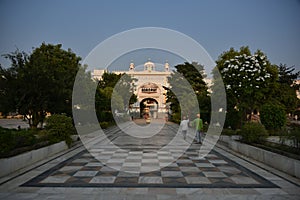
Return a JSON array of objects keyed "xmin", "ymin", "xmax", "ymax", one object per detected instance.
[
  {"xmin": 274, "ymin": 64, "xmax": 300, "ymax": 114},
  {"xmin": 95, "ymin": 72, "xmax": 137, "ymax": 123},
  {"xmin": 165, "ymin": 62, "xmax": 210, "ymax": 122},
  {"xmin": 278, "ymin": 64, "xmax": 300, "ymax": 86},
  {"xmin": 260, "ymin": 102, "xmax": 286, "ymax": 130},
  {"xmin": 1, "ymin": 43, "xmax": 81, "ymax": 128},
  {"xmin": 0, "ymin": 50, "xmax": 28, "ymax": 115},
  {"xmin": 98, "ymin": 72, "xmax": 121, "ymax": 88},
  {"xmin": 113, "ymin": 73, "xmax": 137, "ymax": 110},
  {"xmin": 214, "ymin": 46, "xmax": 277, "ymax": 124},
  {"xmin": 72, "ymin": 64, "xmax": 97, "ymax": 125}
]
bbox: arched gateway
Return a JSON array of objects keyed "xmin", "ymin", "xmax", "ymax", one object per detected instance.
[
  {"xmin": 92, "ymin": 60, "xmax": 171, "ymax": 119},
  {"xmin": 140, "ymin": 98, "xmax": 158, "ymax": 118},
  {"xmin": 129, "ymin": 61, "xmax": 171, "ymax": 119}
]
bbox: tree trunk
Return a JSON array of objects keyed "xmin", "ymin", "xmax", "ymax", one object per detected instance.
[{"xmin": 31, "ymin": 111, "xmax": 40, "ymax": 129}]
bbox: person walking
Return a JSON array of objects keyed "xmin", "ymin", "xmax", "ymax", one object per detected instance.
[
  {"xmin": 192, "ymin": 113, "xmax": 203, "ymax": 144},
  {"xmin": 180, "ymin": 116, "xmax": 189, "ymax": 140}
]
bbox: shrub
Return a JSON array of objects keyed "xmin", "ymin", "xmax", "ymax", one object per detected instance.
[
  {"xmin": 97, "ymin": 111, "xmax": 114, "ymax": 123},
  {"xmin": 260, "ymin": 103, "xmax": 286, "ymax": 130},
  {"xmin": 14, "ymin": 129, "xmax": 37, "ymax": 147},
  {"xmin": 171, "ymin": 113, "xmax": 181, "ymax": 124},
  {"xmin": 0, "ymin": 128, "xmax": 37, "ymax": 157},
  {"xmin": 240, "ymin": 122, "xmax": 268, "ymax": 144},
  {"xmin": 0, "ymin": 130, "xmax": 15, "ymax": 155},
  {"xmin": 100, "ymin": 121, "xmax": 109, "ymax": 129},
  {"xmin": 221, "ymin": 129, "xmax": 237, "ymax": 136},
  {"xmin": 45, "ymin": 114, "xmax": 76, "ymax": 147}
]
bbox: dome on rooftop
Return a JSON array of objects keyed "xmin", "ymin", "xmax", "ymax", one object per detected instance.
[
  {"xmin": 144, "ymin": 60, "xmax": 155, "ymax": 71},
  {"xmin": 144, "ymin": 61, "xmax": 155, "ymax": 66}
]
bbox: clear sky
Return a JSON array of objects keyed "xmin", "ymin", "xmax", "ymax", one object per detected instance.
[{"xmin": 1, "ymin": 0, "xmax": 300, "ymax": 71}]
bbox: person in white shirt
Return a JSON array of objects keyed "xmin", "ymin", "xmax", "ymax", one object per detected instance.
[{"xmin": 180, "ymin": 116, "xmax": 189, "ymax": 140}]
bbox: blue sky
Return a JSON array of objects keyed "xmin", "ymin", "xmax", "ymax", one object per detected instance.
[{"xmin": 1, "ymin": 0, "xmax": 300, "ymax": 71}]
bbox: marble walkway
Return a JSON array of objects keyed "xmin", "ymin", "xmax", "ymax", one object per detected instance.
[{"xmin": 0, "ymin": 120, "xmax": 299, "ymax": 199}]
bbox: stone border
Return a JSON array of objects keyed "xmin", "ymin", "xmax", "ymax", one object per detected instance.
[
  {"xmin": 219, "ymin": 136, "xmax": 300, "ymax": 178},
  {"xmin": 0, "ymin": 141, "xmax": 68, "ymax": 178}
]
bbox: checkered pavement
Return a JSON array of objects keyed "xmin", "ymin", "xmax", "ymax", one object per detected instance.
[{"xmin": 22, "ymin": 143, "xmax": 277, "ymax": 188}]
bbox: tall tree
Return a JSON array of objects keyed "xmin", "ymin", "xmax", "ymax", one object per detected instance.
[
  {"xmin": 0, "ymin": 50, "xmax": 29, "ymax": 115},
  {"xmin": 278, "ymin": 64, "xmax": 300, "ymax": 86},
  {"xmin": 95, "ymin": 72, "xmax": 137, "ymax": 122},
  {"xmin": 165, "ymin": 62, "xmax": 211, "ymax": 122},
  {"xmin": 1, "ymin": 43, "xmax": 81, "ymax": 128},
  {"xmin": 275, "ymin": 64, "xmax": 300, "ymax": 113},
  {"xmin": 214, "ymin": 46, "xmax": 278, "ymax": 126}
]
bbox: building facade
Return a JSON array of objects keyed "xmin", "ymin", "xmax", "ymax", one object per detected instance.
[{"xmin": 92, "ymin": 60, "xmax": 171, "ymax": 119}]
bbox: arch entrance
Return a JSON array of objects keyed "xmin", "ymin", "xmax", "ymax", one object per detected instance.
[{"xmin": 140, "ymin": 98, "xmax": 159, "ymax": 119}]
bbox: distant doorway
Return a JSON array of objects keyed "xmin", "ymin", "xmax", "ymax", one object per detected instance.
[{"xmin": 140, "ymin": 98, "xmax": 158, "ymax": 119}]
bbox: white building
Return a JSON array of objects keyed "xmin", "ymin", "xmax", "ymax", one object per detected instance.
[
  {"xmin": 92, "ymin": 60, "xmax": 214, "ymax": 119},
  {"xmin": 91, "ymin": 69, "xmax": 106, "ymax": 80},
  {"xmin": 92, "ymin": 60, "xmax": 171, "ymax": 118}
]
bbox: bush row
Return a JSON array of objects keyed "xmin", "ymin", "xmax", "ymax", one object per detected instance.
[
  {"xmin": 0, "ymin": 114, "xmax": 76, "ymax": 158},
  {"xmin": 222, "ymin": 122, "xmax": 300, "ymax": 151}
]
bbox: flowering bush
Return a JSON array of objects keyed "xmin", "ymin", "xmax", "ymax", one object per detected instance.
[{"xmin": 221, "ymin": 53, "xmax": 272, "ymax": 98}]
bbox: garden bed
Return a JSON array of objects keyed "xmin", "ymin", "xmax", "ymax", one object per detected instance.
[
  {"xmin": 219, "ymin": 135, "xmax": 300, "ymax": 178},
  {"xmin": 0, "ymin": 141, "xmax": 50, "ymax": 159},
  {"xmin": 221, "ymin": 125, "xmax": 300, "ymax": 161},
  {"xmin": 251, "ymin": 141, "xmax": 300, "ymax": 161},
  {"xmin": 0, "ymin": 141, "xmax": 68, "ymax": 178},
  {"xmin": 0, "ymin": 114, "xmax": 77, "ymax": 158}
]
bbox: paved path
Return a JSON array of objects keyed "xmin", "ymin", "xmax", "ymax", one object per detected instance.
[
  {"xmin": 0, "ymin": 119, "xmax": 30, "ymax": 129},
  {"xmin": 0, "ymin": 121, "xmax": 300, "ymax": 199}
]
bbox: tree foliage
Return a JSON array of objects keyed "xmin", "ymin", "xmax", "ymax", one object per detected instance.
[
  {"xmin": 278, "ymin": 64, "xmax": 300, "ymax": 86},
  {"xmin": 0, "ymin": 50, "xmax": 28, "ymax": 115},
  {"xmin": 213, "ymin": 46, "xmax": 299, "ymax": 128},
  {"xmin": 214, "ymin": 46, "xmax": 280, "ymax": 126},
  {"xmin": 95, "ymin": 72, "xmax": 137, "ymax": 123},
  {"xmin": 165, "ymin": 62, "xmax": 211, "ymax": 122},
  {"xmin": 275, "ymin": 64, "xmax": 300, "ymax": 113},
  {"xmin": 1, "ymin": 43, "xmax": 81, "ymax": 128},
  {"xmin": 45, "ymin": 114, "xmax": 76, "ymax": 147},
  {"xmin": 217, "ymin": 47, "xmax": 275, "ymax": 115},
  {"xmin": 260, "ymin": 102, "xmax": 286, "ymax": 130},
  {"xmin": 240, "ymin": 122, "xmax": 268, "ymax": 144}
]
